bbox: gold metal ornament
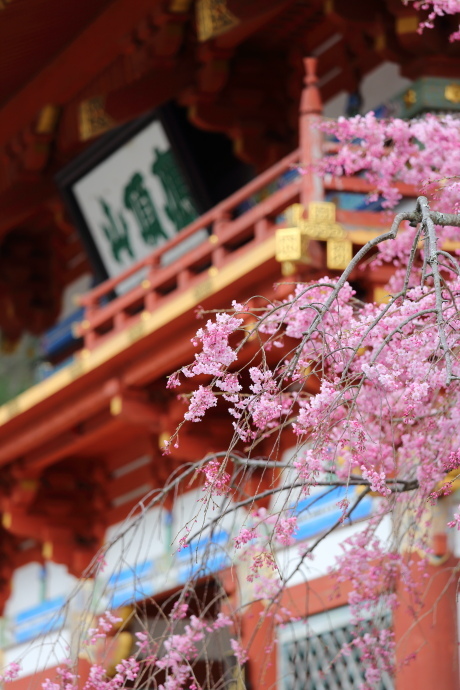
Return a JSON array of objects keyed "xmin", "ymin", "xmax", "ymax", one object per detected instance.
[{"xmin": 276, "ymin": 202, "xmax": 352, "ymax": 270}]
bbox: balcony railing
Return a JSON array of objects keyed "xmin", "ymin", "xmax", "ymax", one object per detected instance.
[
  {"xmin": 76, "ymin": 147, "xmax": 302, "ymax": 349},
  {"xmin": 74, "ymin": 158, "xmax": 417, "ymax": 352},
  {"xmin": 51, "ymin": 59, "xmax": 421, "ymax": 365}
]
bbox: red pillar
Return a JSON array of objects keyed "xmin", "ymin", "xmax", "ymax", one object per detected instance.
[
  {"xmin": 394, "ymin": 555, "xmax": 459, "ymax": 690},
  {"xmin": 240, "ymin": 599, "xmax": 277, "ymax": 690},
  {"xmin": 299, "ymin": 57, "xmax": 323, "ymax": 207}
]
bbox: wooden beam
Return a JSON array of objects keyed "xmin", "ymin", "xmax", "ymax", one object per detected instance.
[
  {"xmin": 107, "ymin": 463, "xmax": 156, "ymax": 504},
  {"xmin": 0, "ymin": 0, "xmax": 164, "ymax": 147},
  {"xmin": 0, "ymin": 379, "xmax": 121, "ymax": 466},
  {"xmin": 110, "ymin": 393, "xmax": 162, "ymax": 430},
  {"xmin": 21, "ymin": 424, "xmax": 104, "ymax": 474},
  {"xmin": 226, "ymin": 0, "xmax": 288, "ymax": 21},
  {"xmin": 214, "ymin": 0, "xmax": 297, "ymax": 49},
  {"xmin": 0, "ymin": 180, "xmax": 55, "ymax": 236},
  {"xmin": 325, "ymin": 0, "xmax": 381, "ymax": 24},
  {"xmin": 104, "ymin": 63, "xmax": 195, "ymax": 124}
]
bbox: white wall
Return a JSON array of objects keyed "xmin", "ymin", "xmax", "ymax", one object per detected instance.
[{"xmin": 324, "ymin": 61, "xmax": 412, "ymax": 119}]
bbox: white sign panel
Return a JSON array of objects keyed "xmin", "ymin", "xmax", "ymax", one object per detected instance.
[{"xmin": 72, "ymin": 119, "xmax": 206, "ymax": 291}]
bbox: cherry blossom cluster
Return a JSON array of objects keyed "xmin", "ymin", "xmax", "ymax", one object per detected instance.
[
  {"xmin": 41, "ymin": 657, "xmax": 140, "ymax": 690},
  {"xmin": 179, "ymin": 275, "xmax": 460, "ymax": 501},
  {"xmin": 407, "ymin": 0, "xmax": 460, "ymax": 41},
  {"xmin": 0, "ymin": 662, "xmax": 20, "ymax": 684},
  {"xmin": 85, "ymin": 611, "xmax": 123, "ymax": 646},
  {"xmin": 8, "ymin": 606, "xmax": 238, "ymax": 690},
  {"xmin": 318, "ymin": 113, "xmax": 460, "ymax": 212},
  {"xmin": 171, "ymin": 202, "xmax": 460, "ymax": 684},
  {"xmin": 154, "ymin": 612, "xmax": 233, "ymax": 690},
  {"xmin": 6, "ymin": 138, "xmax": 460, "ymax": 690},
  {"xmin": 198, "ymin": 459, "xmax": 230, "ymax": 497},
  {"xmin": 42, "ymin": 661, "xmax": 79, "ymax": 690}
]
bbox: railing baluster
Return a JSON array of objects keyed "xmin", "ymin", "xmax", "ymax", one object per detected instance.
[
  {"xmin": 211, "ymin": 212, "xmax": 231, "ymax": 268},
  {"xmin": 144, "ymin": 290, "xmax": 158, "ymax": 312},
  {"xmin": 177, "ymin": 268, "xmax": 192, "ymax": 289},
  {"xmin": 143, "ymin": 255, "xmax": 161, "ymax": 312},
  {"xmin": 81, "ymin": 298, "xmax": 97, "ymax": 350},
  {"xmin": 255, "ymin": 218, "xmax": 269, "ymax": 240},
  {"xmin": 73, "ymin": 150, "xmax": 302, "ymax": 349},
  {"xmin": 114, "ymin": 311, "xmax": 127, "ymax": 332}
]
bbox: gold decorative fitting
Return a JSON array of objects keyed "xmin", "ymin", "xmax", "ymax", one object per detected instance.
[
  {"xmin": 169, "ymin": 0, "xmax": 193, "ymax": 12},
  {"xmin": 304, "ymin": 201, "xmax": 344, "ymax": 236},
  {"xmin": 275, "ymin": 228, "xmax": 310, "ymax": 263},
  {"xmin": 281, "ymin": 261, "xmax": 297, "ymax": 276},
  {"xmin": 396, "ymin": 15, "xmax": 419, "ymax": 34},
  {"xmin": 244, "ymin": 319, "xmax": 258, "ymax": 341},
  {"xmin": 208, "ymin": 234, "xmax": 219, "ymax": 244},
  {"xmin": 79, "ymin": 96, "xmax": 116, "ymax": 142},
  {"xmin": 110, "ymin": 395, "xmax": 122, "ymax": 416},
  {"xmin": 276, "ymin": 202, "xmax": 352, "ymax": 271},
  {"xmin": 106, "ymin": 631, "xmax": 135, "ymax": 677},
  {"xmin": 445, "ymin": 83, "xmax": 460, "ymax": 104},
  {"xmin": 158, "ymin": 431, "xmax": 170, "ymax": 449},
  {"xmin": 374, "ymin": 287, "xmax": 391, "ymax": 304},
  {"xmin": 437, "ymin": 468, "xmax": 460, "ymax": 494},
  {"xmin": 42, "ymin": 541, "xmax": 53, "ymax": 560},
  {"xmin": 81, "ymin": 320, "xmax": 90, "ymax": 330},
  {"xmin": 403, "ymin": 89, "xmax": 417, "ymax": 107},
  {"xmin": 36, "ymin": 105, "xmax": 60, "ymax": 134},
  {"xmin": 327, "ymin": 238, "xmax": 352, "ymax": 270},
  {"xmin": 300, "ymin": 364, "xmax": 312, "ymax": 377},
  {"xmin": 374, "ymin": 33, "xmax": 386, "ymax": 52},
  {"xmin": 196, "ymin": 0, "xmax": 239, "ymax": 42},
  {"xmin": 2, "ymin": 512, "xmax": 11, "ymax": 529},
  {"xmin": 20, "ymin": 479, "xmax": 38, "ymax": 491},
  {"xmin": 141, "ymin": 279, "xmax": 151, "ymax": 289}
]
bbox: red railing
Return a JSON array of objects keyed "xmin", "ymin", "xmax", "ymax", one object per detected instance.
[
  {"xmin": 76, "ymin": 58, "xmax": 418, "ymax": 352},
  {"xmin": 77, "ymin": 148, "xmax": 302, "ymax": 349},
  {"xmin": 76, "ymin": 158, "xmax": 417, "ymax": 351}
]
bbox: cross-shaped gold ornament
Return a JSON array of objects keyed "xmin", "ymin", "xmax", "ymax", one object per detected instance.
[{"xmin": 275, "ymin": 202, "xmax": 353, "ymax": 274}]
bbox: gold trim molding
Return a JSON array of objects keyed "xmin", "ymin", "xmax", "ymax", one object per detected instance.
[{"xmin": 196, "ymin": 0, "xmax": 239, "ymax": 42}]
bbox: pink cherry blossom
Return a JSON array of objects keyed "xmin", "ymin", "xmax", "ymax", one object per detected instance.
[
  {"xmin": 447, "ymin": 509, "xmax": 460, "ymax": 529},
  {"xmin": 408, "ymin": 0, "xmax": 460, "ymax": 41},
  {"xmin": 230, "ymin": 639, "xmax": 249, "ymax": 665},
  {"xmin": 199, "ymin": 460, "xmax": 230, "ymax": 496},
  {"xmin": 234, "ymin": 527, "xmax": 258, "ymax": 548},
  {"xmin": 318, "ymin": 113, "xmax": 460, "ymax": 212},
  {"xmin": 184, "ymin": 386, "xmax": 217, "ymax": 422},
  {"xmin": 0, "ymin": 662, "xmax": 21, "ymax": 684},
  {"xmin": 85, "ymin": 611, "xmax": 122, "ymax": 646}
]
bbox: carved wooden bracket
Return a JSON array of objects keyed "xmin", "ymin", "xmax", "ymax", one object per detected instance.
[{"xmin": 1, "ymin": 460, "xmax": 110, "ymax": 577}]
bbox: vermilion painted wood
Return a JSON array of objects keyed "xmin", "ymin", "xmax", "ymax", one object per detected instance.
[
  {"xmin": 77, "ymin": 158, "xmax": 416, "ymax": 350},
  {"xmin": 0, "ymin": 380, "xmax": 121, "ymax": 465},
  {"xmin": 0, "ymin": 59, "xmax": 420, "ymax": 591},
  {"xmin": 78, "ymin": 148, "xmax": 301, "ymax": 306},
  {"xmin": 0, "ymin": 87, "xmax": 409, "ymax": 472},
  {"xmin": 21, "ymin": 415, "xmax": 128, "ymax": 473},
  {"xmin": 241, "ymin": 573, "xmax": 352, "ymax": 690},
  {"xmin": 393, "ymin": 555, "xmax": 459, "ymax": 690},
  {"xmin": 0, "ymin": 58, "xmax": 411, "ymax": 485},
  {"xmin": 0, "ymin": 0, "xmax": 162, "ymax": 148}
]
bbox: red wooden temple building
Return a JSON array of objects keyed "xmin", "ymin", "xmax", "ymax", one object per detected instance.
[{"xmin": 0, "ymin": 1, "xmax": 460, "ymax": 689}]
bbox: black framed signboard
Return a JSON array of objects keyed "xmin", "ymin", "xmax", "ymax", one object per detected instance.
[{"xmin": 57, "ymin": 108, "xmax": 210, "ymax": 293}]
